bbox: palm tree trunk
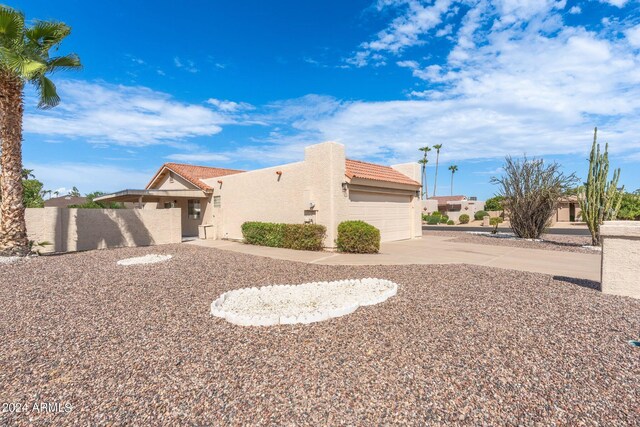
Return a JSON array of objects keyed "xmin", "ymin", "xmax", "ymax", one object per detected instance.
[
  {"xmin": 450, "ymin": 172, "xmax": 454, "ymax": 196},
  {"xmin": 433, "ymin": 152, "xmax": 439, "ymax": 197},
  {"xmin": 0, "ymin": 70, "xmax": 29, "ymax": 256}
]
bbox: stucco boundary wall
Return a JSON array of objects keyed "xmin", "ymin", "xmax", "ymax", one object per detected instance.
[
  {"xmin": 600, "ymin": 220, "xmax": 640, "ymax": 299},
  {"xmin": 26, "ymin": 207, "xmax": 182, "ymax": 254}
]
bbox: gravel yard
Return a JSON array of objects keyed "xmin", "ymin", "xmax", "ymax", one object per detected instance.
[
  {"xmin": 424, "ymin": 230, "xmax": 594, "ymax": 253},
  {"xmin": 1, "ymin": 244, "xmax": 639, "ymax": 426}
]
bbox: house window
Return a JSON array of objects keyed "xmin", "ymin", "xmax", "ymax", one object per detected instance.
[
  {"xmin": 213, "ymin": 196, "xmax": 221, "ymax": 208},
  {"xmin": 164, "ymin": 202, "xmax": 174, "ymax": 209},
  {"xmin": 188, "ymin": 199, "xmax": 201, "ymax": 219}
]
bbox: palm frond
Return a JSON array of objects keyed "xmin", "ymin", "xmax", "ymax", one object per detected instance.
[
  {"xmin": 25, "ymin": 20, "xmax": 70, "ymax": 51},
  {"xmin": 46, "ymin": 53, "xmax": 81, "ymax": 72},
  {"xmin": 32, "ymin": 75, "xmax": 60, "ymax": 108},
  {"xmin": 0, "ymin": 5, "xmax": 24, "ymax": 46},
  {"xmin": 0, "ymin": 46, "xmax": 46, "ymax": 78}
]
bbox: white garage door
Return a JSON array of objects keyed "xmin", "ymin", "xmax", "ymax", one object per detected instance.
[{"xmin": 347, "ymin": 191, "xmax": 413, "ymax": 242}]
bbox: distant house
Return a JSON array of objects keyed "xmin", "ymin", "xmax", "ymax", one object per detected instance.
[
  {"xmin": 95, "ymin": 142, "xmax": 423, "ymax": 247},
  {"xmin": 424, "ymin": 195, "xmax": 486, "ymax": 222},
  {"xmin": 44, "ymin": 195, "xmax": 87, "ymax": 208},
  {"xmin": 552, "ymin": 195, "xmax": 582, "ymax": 223}
]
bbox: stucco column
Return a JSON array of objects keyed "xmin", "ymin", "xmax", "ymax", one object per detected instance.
[
  {"xmin": 304, "ymin": 142, "xmax": 346, "ymax": 248},
  {"xmin": 600, "ymin": 221, "xmax": 640, "ymax": 299}
]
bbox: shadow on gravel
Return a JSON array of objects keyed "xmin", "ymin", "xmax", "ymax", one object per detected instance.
[{"xmin": 554, "ymin": 275, "xmax": 601, "ymax": 291}]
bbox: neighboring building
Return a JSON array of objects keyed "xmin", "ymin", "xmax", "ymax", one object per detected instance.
[
  {"xmin": 44, "ymin": 195, "xmax": 87, "ymax": 208},
  {"xmin": 424, "ymin": 195, "xmax": 486, "ymax": 222},
  {"xmin": 96, "ymin": 142, "xmax": 422, "ymax": 247},
  {"xmin": 552, "ymin": 195, "xmax": 582, "ymax": 223}
]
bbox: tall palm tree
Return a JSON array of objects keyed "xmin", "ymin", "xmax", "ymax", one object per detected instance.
[
  {"xmin": 0, "ymin": 6, "xmax": 81, "ymax": 255},
  {"xmin": 448, "ymin": 165, "xmax": 458, "ymax": 196},
  {"xmin": 432, "ymin": 144, "xmax": 442, "ymax": 197},
  {"xmin": 419, "ymin": 146, "xmax": 431, "ymax": 199}
]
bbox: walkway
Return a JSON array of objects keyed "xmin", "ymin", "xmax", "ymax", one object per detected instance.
[{"xmin": 187, "ymin": 235, "xmax": 601, "ymax": 281}]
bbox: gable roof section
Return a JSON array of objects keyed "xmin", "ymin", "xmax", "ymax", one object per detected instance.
[
  {"xmin": 147, "ymin": 163, "xmax": 245, "ymax": 191},
  {"xmin": 345, "ymin": 159, "xmax": 420, "ymax": 186}
]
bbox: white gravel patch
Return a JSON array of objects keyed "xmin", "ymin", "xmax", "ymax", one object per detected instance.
[
  {"xmin": 211, "ymin": 278, "xmax": 398, "ymax": 326},
  {"xmin": 0, "ymin": 256, "xmax": 21, "ymax": 265},
  {"xmin": 117, "ymin": 254, "xmax": 173, "ymax": 266},
  {"xmin": 582, "ymin": 245, "xmax": 602, "ymax": 251},
  {"xmin": 466, "ymin": 231, "xmax": 542, "ymax": 242}
]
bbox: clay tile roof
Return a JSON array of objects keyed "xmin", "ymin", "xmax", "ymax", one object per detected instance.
[
  {"xmin": 429, "ymin": 195, "xmax": 467, "ymax": 205},
  {"xmin": 148, "ymin": 163, "xmax": 245, "ymax": 191},
  {"xmin": 345, "ymin": 159, "xmax": 420, "ymax": 186}
]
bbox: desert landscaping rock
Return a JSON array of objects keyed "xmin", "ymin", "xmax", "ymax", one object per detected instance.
[
  {"xmin": 116, "ymin": 254, "xmax": 173, "ymax": 266},
  {"xmin": 211, "ymin": 278, "xmax": 398, "ymax": 326},
  {"xmin": 1, "ymin": 244, "xmax": 638, "ymax": 425},
  {"xmin": 425, "ymin": 230, "xmax": 594, "ymax": 253},
  {"xmin": 0, "ymin": 256, "xmax": 21, "ymax": 265}
]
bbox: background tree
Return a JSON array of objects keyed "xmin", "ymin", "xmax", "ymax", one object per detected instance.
[
  {"xmin": 0, "ymin": 5, "xmax": 81, "ymax": 255},
  {"xmin": 0, "ymin": 168, "xmax": 46, "ymax": 208},
  {"xmin": 617, "ymin": 190, "xmax": 640, "ymax": 220},
  {"xmin": 492, "ymin": 156, "xmax": 578, "ymax": 239},
  {"xmin": 68, "ymin": 191, "xmax": 124, "ymax": 209},
  {"xmin": 418, "ymin": 146, "xmax": 431, "ymax": 199},
  {"xmin": 448, "ymin": 165, "xmax": 458, "ymax": 196},
  {"xmin": 68, "ymin": 186, "xmax": 81, "ymax": 197},
  {"xmin": 485, "ymin": 195, "xmax": 505, "ymax": 211},
  {"xmin": 578, "ymin": 128, "xmax": 623, "ymax": 245},
  {"xmin": 432, "ymin": 144, "xmax": 442, "ymax": 197}
]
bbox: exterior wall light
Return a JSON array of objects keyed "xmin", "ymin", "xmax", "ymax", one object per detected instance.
[{"xmin": 342, "ymin": 182, "xmax": 348, "ymax": 191}]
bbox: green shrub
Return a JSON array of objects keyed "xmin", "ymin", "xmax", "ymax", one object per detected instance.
[
  {"xmin": 485, "ymin": 196, "xmax": 505, "ymax": 211},
  {"xmin": 421, "ymin": 213, "xmax": 430, "ymax": 222},
  {"xmin": 489, "ymin": 216, "xmax": 504, "ymax": 234},
  {"xmin": 241, "ymin": 222, "xmax": 326, "ymax": 251},
  {"xmin": 427, "ymin": 217, "xmax": 440, "ymax": 225},
  {"xmin": 474, "ymin": 210, "xmax": 488, "ymax": 220},
  {"xmin": 439, "ymin": 215, "xmax": 449, "ymax": 224},
  {"xmin": 447, "ymin": 220, "xmax": 455, "ymax": 225},
  {"xmin": 431, "ymin": 211, "xmax": 442, "ymax": 217},
  {"xmin": 336, "ymin": 220, "xmax": 380, "ymax": 253},
  {"xmin": 459, "ymin": 214, "xmax": 470, "ymax": 224}
]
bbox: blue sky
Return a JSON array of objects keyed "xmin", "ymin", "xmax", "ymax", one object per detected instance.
[{"xmin": 14, "ymin": 0, "xmax": 640, "ymax": 199}]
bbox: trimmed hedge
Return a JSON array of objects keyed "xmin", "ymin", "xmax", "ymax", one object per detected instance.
[
  {"xmin": 439, "ymin": 215, "xmax": 449, "ymax": 224},
  {"xmin": 241, "ymin": 222, "xmax": 326, "ymax": 251},
  {"xmin": 427, "ymin": 216, "xmax": 440, "ymax": 225},
  {"xmin": 336, "ymin": 220, "xmax": 380, "ymax": 253},
  {"xmin": 459, "ymin": 214, "xmax": 470, "ymax": 224},
  {"xmin": 447, "ymin": 220, "xmax": 455, "ymax": 225},
  {"xmin": 474, "ymin": 210, "xmax": 489, "ymax": 220}
]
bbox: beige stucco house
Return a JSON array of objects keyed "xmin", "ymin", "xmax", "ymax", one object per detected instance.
[{"xmin": 96, "ymin": 142, "xmax": 422, "ymax": 248}]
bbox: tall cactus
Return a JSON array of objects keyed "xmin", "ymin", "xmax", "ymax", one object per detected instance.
[{"xmin": 578, "ymin": 127, "xmax": 624, "ymax": 246}]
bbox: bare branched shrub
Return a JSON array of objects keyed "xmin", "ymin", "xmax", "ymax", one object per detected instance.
[{"xmin": 491, "ymin": 156, "xmax": 578, "ymax": 239}]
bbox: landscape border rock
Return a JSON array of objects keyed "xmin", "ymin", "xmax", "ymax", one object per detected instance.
[
  {"xmin": 116, "ymin": 254, "xmax": 173, "ymax": 266},
  {"xmin": 211, "ymin": 278, "xmax": 398, "ymax": 326}
]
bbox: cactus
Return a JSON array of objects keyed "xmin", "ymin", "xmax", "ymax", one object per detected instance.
[{"xmin": 578, "ymin": 127, "xmax": 624, "ymax": 246}]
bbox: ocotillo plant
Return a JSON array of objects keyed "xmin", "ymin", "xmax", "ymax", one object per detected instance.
[{"xmin": 578, "ymin": 127, "xmax": 624, "ymax": 246}]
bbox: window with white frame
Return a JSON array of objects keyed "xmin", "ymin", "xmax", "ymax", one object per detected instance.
[
  {"xmin": 213, "ymin": 196, "xmax": 221, "ymax": 208},
  {"xmin": 188, "ymin": 199, "xmax": 201, "ymax": 219}
]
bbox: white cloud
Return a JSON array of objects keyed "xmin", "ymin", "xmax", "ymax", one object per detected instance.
[
  {"xmin": 166, "ymin": 152, "xmax": 231, "ymax": 162},
  {"xmin": 206, "ymin": 98, "xmax": 255, "ymax": 112},
  {"xmin": 600, "ymin": 0, "xmax": 629, "ymax": 7},
  {"xmin": 221, "ymin": 2, "xmax": 640, "ymax": 166},
  {"xmin": 569, "ymin": 5, "xmax": 582, "ymax": 14},
  {"xmin": 625, "ymin": 24, "xmax": 640, "ymax": 47},
  {"xmin": 173, "ymin": 56, "xmax": 199, "ymax": 73},
  {"xmin": 24, "ymin": 80, "xmax": 240, "ymax": 147},
  {"xmin": 26, "ymin": 162, "xmax": 154, "ymax": 194}
]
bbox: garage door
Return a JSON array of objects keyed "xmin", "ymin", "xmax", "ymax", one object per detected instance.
[{"xmin": 347, "ymin": 191, "xmax": 413, "ymax": 242}]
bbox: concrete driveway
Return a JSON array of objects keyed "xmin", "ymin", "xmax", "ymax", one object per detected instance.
[{"xmin": 188, "ymin": 235, "xmax": 601, "ymax": 282}]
